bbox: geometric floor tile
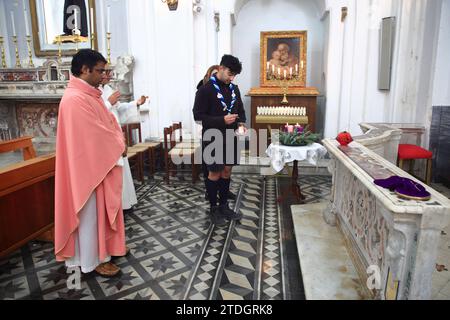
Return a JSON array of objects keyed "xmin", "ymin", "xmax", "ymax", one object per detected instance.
[{"xmin": 0, "ymin": 171, "xmax": 332, "ymax": 300}]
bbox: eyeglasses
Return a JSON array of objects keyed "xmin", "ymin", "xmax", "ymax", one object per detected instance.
[{"xmin": 93, "ymin": 68, "xmax": 109, "ymax": 75}]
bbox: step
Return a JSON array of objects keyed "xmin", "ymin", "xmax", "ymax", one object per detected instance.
[{"xmin": 291, "ymin": 202, "xmax": 370, "ymax": 300}]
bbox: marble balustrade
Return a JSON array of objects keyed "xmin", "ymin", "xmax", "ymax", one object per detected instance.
[{"xmin": 322, "ymin": 138, "xmax": 450, "ymax": 300}]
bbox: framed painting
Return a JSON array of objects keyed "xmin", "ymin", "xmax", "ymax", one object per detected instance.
[
  {"xmin": 260, "ymin": 30, "xmax": 307, "ymax": 87},
  {"xmin": 30, "ymin": 0, "xmax": 98, "ymax": 57}
]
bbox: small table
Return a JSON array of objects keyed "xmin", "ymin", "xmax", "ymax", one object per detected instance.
[{"xmin": 266, "ymin": 143, "xmax": 328, "ymax": 203}]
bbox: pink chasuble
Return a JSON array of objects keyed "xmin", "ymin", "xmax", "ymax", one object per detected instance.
[{"xmin": 54, "ymin": 76, "xmax": 126, "ymax": 262}]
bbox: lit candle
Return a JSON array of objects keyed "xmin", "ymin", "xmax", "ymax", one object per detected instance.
[
  {"xmin": 283, "ymin": 69, "xmax": 287, "ymax": 79},
  {"xmin": 10, "ymin": 11, "xmax": 16, "ymax": 37},
  {"xmin": 23, "ymin": 0, "xmax": 30, "ymax": 36},
  {"xmin": 74, "ymin": 8, "xmax": 78, "ymax": 30},
  {"xmin": 90, "ymin": 8, "xmax": 94, "ymax": 33},
  {"xmin": 107, "ymin": 6, "xmax": 111, "ymax": 33},
  {"xmin": 295, "ymin": 64, "xmax": 298, "ymax": 74}
]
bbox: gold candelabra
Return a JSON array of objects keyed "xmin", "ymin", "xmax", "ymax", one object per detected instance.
[
  {"xmin": 267, "ymin": 68, "xmax": 300, "ymax": 105},
  {"xmin": 56, "ymin": 35, "xmax": 62, "ymax": 64},
  {"xmin": 91, "ymin": 32, "xmax": 95, "ymax": 50},
  {"xmin": 71, "ymin": 28, "xmax": 82, "ymax": 52},
  {"xmin": 106, "ymin": 32, "xmax": 111, "ymax": 64},
  {"xmin": 26, "ymin": 35, "xmax": 34, "ymax": 68},
  {"xmin": 0, "ymin": 36, "xmax": 6, "ymax": 68},
  {"xmin": 12, "ymin": 36, "xmax": 21, "ymax": 68}
]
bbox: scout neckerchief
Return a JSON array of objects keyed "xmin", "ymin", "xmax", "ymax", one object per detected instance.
[{"xmin": 210, "ymin": 75, "xmax": 236, "ymax": 114}]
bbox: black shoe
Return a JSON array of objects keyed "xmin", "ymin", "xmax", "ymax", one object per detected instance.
[
  {"xmin": 209, "ymin": 206, "xmax": 227, "ymax": 226},
  {"xmin": 227, "ymin": 191, "xmax": 236, "ymax": 200},
  {"xmin": 123, "ymin": 208, "xmax": 134, "ymax": 214},
  {"xmin": 219, "ymin": 203, "xmax": 243, "ymax": 221}
]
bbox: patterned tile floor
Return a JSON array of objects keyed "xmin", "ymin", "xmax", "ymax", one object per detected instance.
[{"xmin": 0, "ymin": 171, "xmax": 332, "ymax": 300}]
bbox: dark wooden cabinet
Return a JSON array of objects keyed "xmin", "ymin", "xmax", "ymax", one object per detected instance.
[
  {"xmin": 247, "ymin": 86, "xmax": 319, "ymax": 155},
  {"xmin": 430, "ymin": 106, "xmax": 450, "ymax": 186},
  {"xmin": 0, "ymin": 154, "xmax": 55, "ymax": 258}
]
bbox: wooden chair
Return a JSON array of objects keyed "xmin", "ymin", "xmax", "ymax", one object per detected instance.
[
  {"xmin": 397, "ymin": 144, "xmax": 433, "ymax": 185},
  {"xmin": 121, "ymin": 124, "xmax": 130, "ymax": 147},
  {"xmin": 126, "ymin": 151, "xmax": 144, "ymax": 182},
  {"xmin": 163, "ymin": 123, "xmax": 201, "ymax": 183},
  {"xmin": 0, "ymin": 136, "xmax": 37, "ymax": 160},
  {"xmin": 127, "ymin": 122, "xmax": 142, "ymax": 147},
  {"xmin": 126, "ymin": 122, "xmax": 162, "ymax": 177}
]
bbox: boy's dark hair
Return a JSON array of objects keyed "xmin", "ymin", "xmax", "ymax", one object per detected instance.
[
  {"xmin": 71, "ymin": 49, "xmax": 107, "ymax": 76},
  {"xmin": 220, "ymin": 54, "xmax": 242, "ymax": 75}
]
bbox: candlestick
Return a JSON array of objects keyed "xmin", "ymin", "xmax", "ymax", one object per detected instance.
[
  {"xmin": 277, "ymin": 67, "xmax": 280, "ymax": 76},
  {"xmin": 26, "ymin": 35, "xmax": 34, "ymax": 68},
  {"xmin": 0, "ymin": 37, "xmax": 6, "ymax": 68},
  {"xmin": 271, "ymin": 64, "xmax": 275, "ymax": 74},
  {"xmin": 23, "ymin": 5, "xmax": 30, "ymax": 36},
  {"xmin": 295, "ymin": 63, "xmax": 298, "ymax": 74},
  {"xmin": 283, "ymin": 69, "xmax": 287, "ymax": 79},
  {"xmin": 74, "ymin": 8, "xmax": 78, "ymax": 30},
  {"xmin": 107, "ymin": 6, "xmax": 111, "ymax": 33},
  {"xmin": 289, "ymin": 67, "xmax": 293, "ymax": 77},
  {"xmin": 90, "ymin": 7, "xmax": 95, "ymax": 49},
  {"xmin": 56, "ymin": 35, "xmax": 62, "ymax": 64},
  {"xmin": 12, "ymin": 35, "xmax": 21, "ymax": 68},
  {"xmin": 106, "ymin": 32, "xmax": 111, "ymax": 64},
  {"xmin": 301, "ymin": 60, "xmax": 304, "ymax": 69},
  {"xmin": 10, "ymin": 11, "xmax": 17, "ymax": 37}
]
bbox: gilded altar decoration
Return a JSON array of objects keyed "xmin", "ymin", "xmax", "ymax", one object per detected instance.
[{"xmin": 260, "ymin": 30, "xmax": 307, "ymax": 87}]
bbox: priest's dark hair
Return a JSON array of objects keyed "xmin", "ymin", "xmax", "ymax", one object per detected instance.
[
  {"xmin": 220, "ymin": 54, "xmax": 242, "ymax": 75},
  {"xmin": 71, "ymin": 49, "xmax": 107, "ymax": 76}
]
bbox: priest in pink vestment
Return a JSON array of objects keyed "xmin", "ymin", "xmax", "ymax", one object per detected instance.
[{"xmin": 54, "ymin": 49, "xmax": 127, "ymax": 277}]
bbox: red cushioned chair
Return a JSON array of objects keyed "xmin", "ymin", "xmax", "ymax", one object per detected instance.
[{"xmin": 397, "ymin": 144, "xmax": 433, "ymax": 185}]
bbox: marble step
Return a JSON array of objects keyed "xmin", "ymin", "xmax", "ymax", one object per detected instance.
[{"xmin": 291, "ymin": 202, "xmax": 370, "ymax": 300}]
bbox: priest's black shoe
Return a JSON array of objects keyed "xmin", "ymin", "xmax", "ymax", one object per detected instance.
[
  {"xmin": 219, "ymin": 203, "xmax": 243, "ymax": 220},
  {"xmin": 209, "ymin": 206, "xmax": 227, "ymax": 226}
]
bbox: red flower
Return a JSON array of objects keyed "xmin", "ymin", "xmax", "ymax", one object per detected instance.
[{"xmin": 336, "ymin": 131, "xmax": 353, "ymax": 146}]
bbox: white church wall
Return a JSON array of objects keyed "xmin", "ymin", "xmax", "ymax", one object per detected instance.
[
  {"xmin": 128, "ymin": 0, "xmax": 196, "ymax": 140},
  {"xmin": 232, "ymin": 0, "xmax": 325, "ymax": 130},
  {"xmin": 431, "ymin": 0, "xmax": 450, "ymax": 107},
  {"xmin": 323, "ymin": 0, "xmax": 445, "ymax": 141},
  {"xmin": 95, "ymin": 0, "xmax": 129, "ymax": 63}
]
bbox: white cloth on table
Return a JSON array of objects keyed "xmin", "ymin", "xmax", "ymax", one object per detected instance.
[
  {"xmin": 265, "ymin": 142, "xmax": 328, "ymax": 172},
  {"xmin": 65, "ymin": 192, "xmax": 111, "ymax": 273}
]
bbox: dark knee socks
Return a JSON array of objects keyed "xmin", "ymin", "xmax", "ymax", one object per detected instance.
[
  {"xmin": 205, "ymin": 178, "xmax": 219, "ymax": 207},
  {"xmin": 218, "ymin": 178, "xmax": 231, "ymax": 205}
]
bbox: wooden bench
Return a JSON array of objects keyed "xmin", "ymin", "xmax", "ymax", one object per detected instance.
[{"xmin": 0, "ymin": 136, "xmax": 55, "ymax": 258}]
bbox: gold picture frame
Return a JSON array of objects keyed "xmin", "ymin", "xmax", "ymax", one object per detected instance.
[
  {"xmin": 260, "ymin": 30, "xmax": 307, "ymax": 87},
  {"xmin": 29, "ymin": 0, "xmax": 98, "ymax": 57}
]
